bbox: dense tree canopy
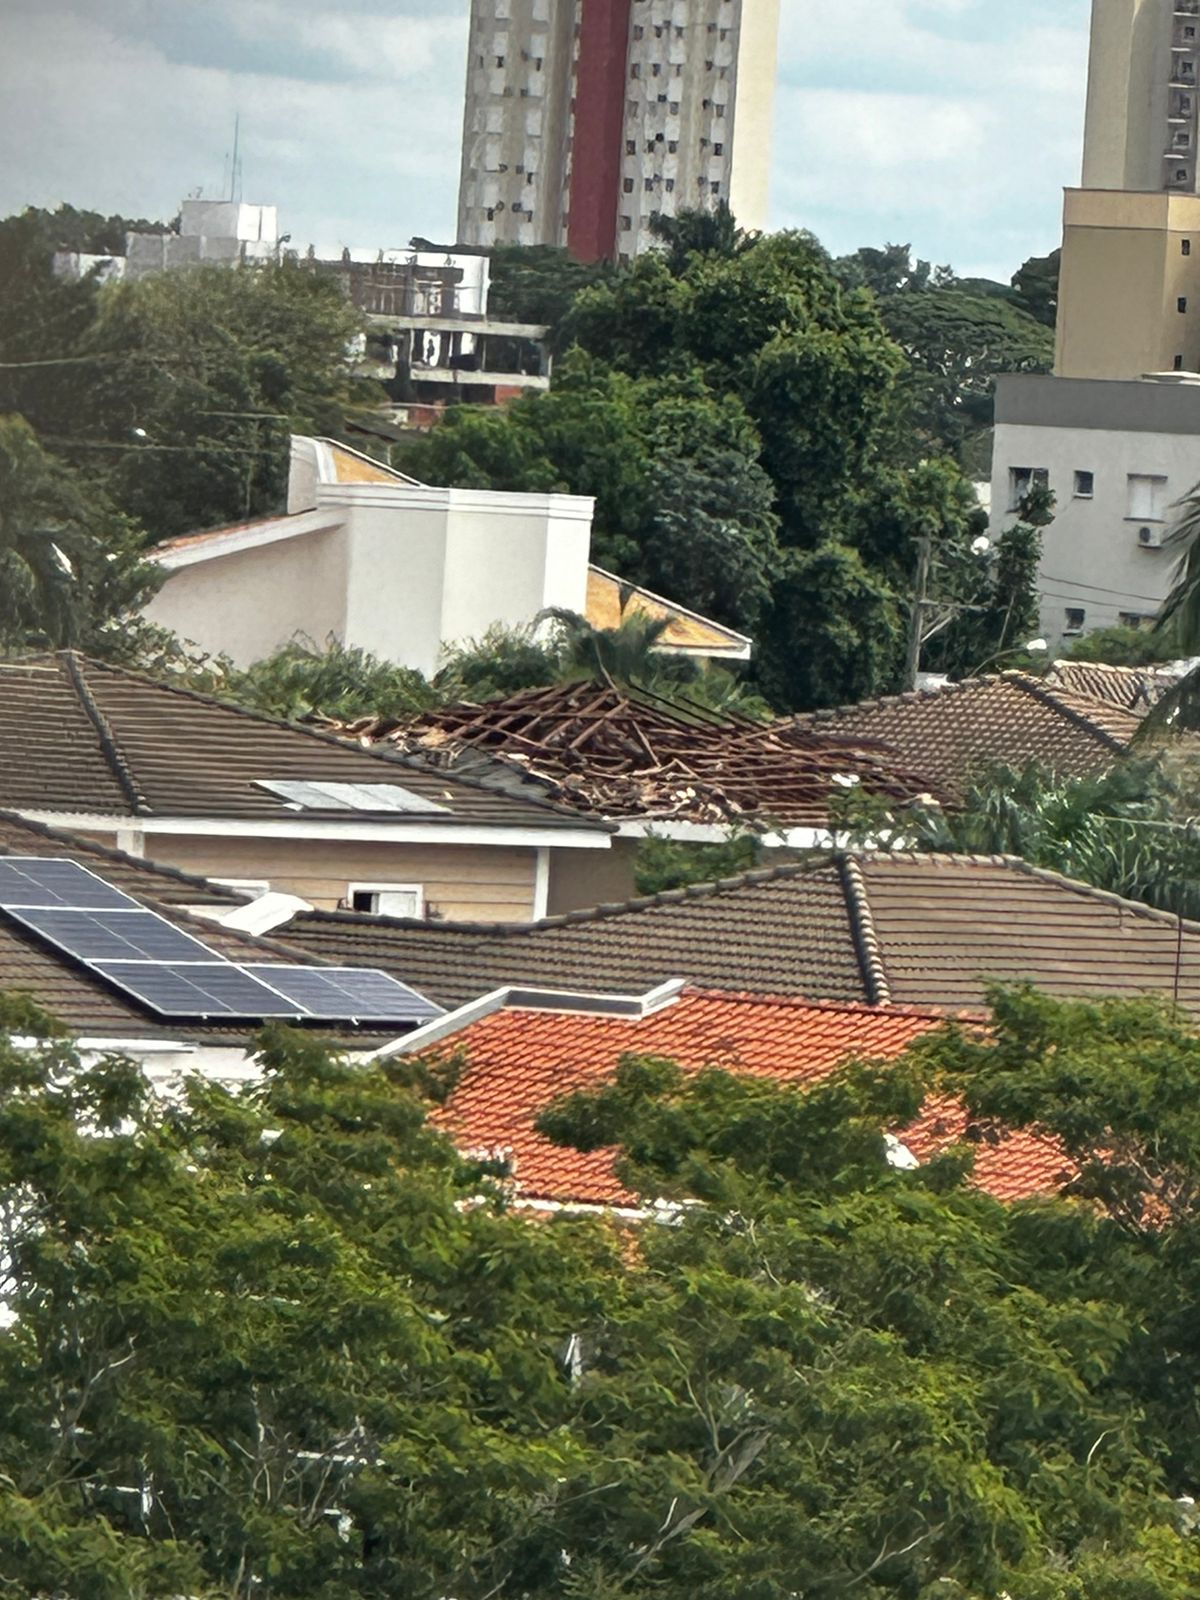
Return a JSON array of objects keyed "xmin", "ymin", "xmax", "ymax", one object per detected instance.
[
  {"xmin": 0, "ymin": 208, "xmax": 375, "ymax": 542},
  {"xmin": 5, "ymin": 989, "xmax": 1200, "ymax": 1596}
]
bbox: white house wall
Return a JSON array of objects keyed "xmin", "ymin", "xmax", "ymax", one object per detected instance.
[{"xmin": 144, "ymin": 524, "xmax": 351, "ymax": 667}]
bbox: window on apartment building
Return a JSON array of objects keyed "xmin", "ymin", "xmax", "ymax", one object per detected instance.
[
  {"xmin": 623, "ymin": 177, "xmax": 634, "ymax": 193},
  {"xmin": 1009, "ymin": 466, "xmax": 1048, "ymax": 508},
  {"xmin": 669, "ymin": 100, "xmax": 679, "ymax": 112},
  {"xmin": 714, "ymin": 142, "xmax": 724, "ymax": 156},
  {"xmin": 644, "ymin": 177, "xmax": 655, "ymax": 191},
  {"xmin": 715, "ymin": 103, "xmax": 726, "ymax": 117},
  {"xmin": 710, "ymin": 181, "xmax": 721, "ymax": 195},
  {"xmin": 1074, "ymin": 470, "xmax": 1094, "ymax": 498},
  {"xmin": 495, "ymin": 54, "xmax": 505, "ymax": 66},
  {"xmin": 633, "ymin": 24, "xmax": 644, "ymax": 39},
  {"xmin": 1118, "ymin": 611, "xmax": 1155, "ymax": 630},
  {"xmin": 1127, "ymin": 473, "xmax": 1170, "ymax": 520},
  {"xmin": 1176, "ymin": 354, "xmax": 1186, "ymax": 370},
  {"xmin": 626, "ymin": 139, "xmax": 636, "ymax": 155},
  {"xmin": 1185, "ymin": 239, "xmax": 1193, "ymax": 256},
  {"xmin": 347, "ymin": 883, "xmax": 424, "ymax": 919},
  {"xmin": 1064, "ymin": 608, "xmax": 1086, "ymax": 635},
  {"xmin": 630, "ymin": 62, "xmax": 641, "ymax": 78},
  {"xmin": 621, "ymin": 215, "xmax": 632, "ymax": 231},
  {"xmin": 1181, "ymin": 297, "xmax": 1190, "ymax": 313}
]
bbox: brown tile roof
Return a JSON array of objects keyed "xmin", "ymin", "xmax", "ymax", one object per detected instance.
[
  {"xmin": 0, "ymin": 655, "xmax": 609, "ymax": 832},
  {"xmin": 1045, "ymin": 660, "xmax": 1181, "ymax": 716},
  {"xmin": 321, "ymin": 679, "xmax": 947, "ymax": 829},
  {"xmin": 427, "ymin": 992, "xmax": 1072, "ymax": 1208},
  {"xmin": 796, "ymin": 672, "xmax": 1141, "ymax": 798},
  {"xmin": 279, "ymin": 851, "xmax": 1200, "ymax": 1017}
]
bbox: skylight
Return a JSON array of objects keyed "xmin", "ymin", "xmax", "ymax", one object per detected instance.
[{"xmin": 255, "ymin": 779, "xmax": 450, "ymax": 815}]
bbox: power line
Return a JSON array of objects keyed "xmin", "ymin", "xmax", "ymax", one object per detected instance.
[{"xmin": 1040, "ymin": 573, "xmax": 1169, "ymax": 604}]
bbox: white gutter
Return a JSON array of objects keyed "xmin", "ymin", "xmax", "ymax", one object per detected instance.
[
  {"xmin": 153, "ymin": 508, "xmax": 344, "ymax": 570},
  {"xmin": 371, "ymin": 978, "xmax": 688, "ymax": 1061},
  {"xmin": 615, "ymin": 820, "xmax": 832, "ymax": 848},
  {"xmin": 18, "ymin": 811, "xmax": 612, "ymax": 852}
]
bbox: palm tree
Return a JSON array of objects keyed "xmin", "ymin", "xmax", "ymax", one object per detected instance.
[
  {"xmin": 539, "ymin": 606, "xmax": 673, "ymax": 686},
  {"xmin": 1143, "ymin": 489, "xmax": 1200, "ymax": 730},
  {"xmin": 0, "ymin": 415, "xmax": 158, "ymax": 657}
]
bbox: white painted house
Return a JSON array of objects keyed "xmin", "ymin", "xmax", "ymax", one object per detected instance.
[
  {"xmin": 144, "ymin": 436, "xmax": 751, "ymax": 677},
  {"xmin": 990, "ymin": 373, "xmax": 1200, "ymax": 651}
]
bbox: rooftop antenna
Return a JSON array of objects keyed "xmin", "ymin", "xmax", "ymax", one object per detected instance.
[{"xmin": 229, "ymin": 113, "xmax": 242, "ymax": 203}]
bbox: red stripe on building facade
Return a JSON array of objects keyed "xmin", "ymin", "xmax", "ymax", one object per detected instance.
[{"xmin": 567, "ymin": 0, "xmax": 633, "ymax": 262}]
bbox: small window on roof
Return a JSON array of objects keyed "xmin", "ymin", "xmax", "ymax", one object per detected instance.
[{"xmin": 256, "ymin": 779, "xmax": 450, "ymax": 815}]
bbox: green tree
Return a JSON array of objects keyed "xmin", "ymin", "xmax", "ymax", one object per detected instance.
[
  {"xmin": 537, "ymin": 999, "xmax": 1200, "ymax": 1598},
  {"xmin": 1011, "ymin": 248, "xmax": 1061, "ymax": 329},
  {"xmin": 486, "ymin": 242, "xmax": 614, "ymax": 334},
  {"xmin": 880, "ymin": 288, "xmax": 1054, "ymax": 464},
  {"xmin": 0, "ymin": 415, "xmax": 160, "ymax": 656},
  {"xmin": 647, "ymin": 198, "xmax": 758, "ymax": 275},
  {"xmin": 1067, "ymin": 623, "xmax": 1180, "ymax": 667},
  {"xmin": 756, "ymin": 541, "xmax": 905, "ymax": 711},
  {"xmin": 873, "ymin": 755, "xmax": 1200, "ymax": 920},
  {"xmin": 0, "ymin": 998, "xmax": 617, "ymax": 1599}
]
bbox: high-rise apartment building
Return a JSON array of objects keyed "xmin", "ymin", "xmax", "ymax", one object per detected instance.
[
  {"xmin": 988, "ymin": 0, "xmax": 1200, "ymax": 651},
  {"xmin": 1058, "ymin": 0, "xmax": 1200, "ymax": 379},
  {"xmin": 456, "ymin": 0, "xmax": 781, "ymax": 262}
]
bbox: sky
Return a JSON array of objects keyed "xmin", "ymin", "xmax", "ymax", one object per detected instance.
[{"xmin": 0, "ymin": 0, "xmax": 1092, "ymax": 282}]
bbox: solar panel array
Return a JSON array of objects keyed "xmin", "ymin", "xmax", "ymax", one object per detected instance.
[{"xmin": 0, "ymin": 857, "xmax": 443, "ymax": 1027}]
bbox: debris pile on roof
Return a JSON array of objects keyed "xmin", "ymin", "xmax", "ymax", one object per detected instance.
[
  {"xmin": 1045, "ymin": 659, "xmax": 1189, "ymax": 716},
  {"xmin": 318, "ymin": 680, "xmax": 947, "ymax": 829}
]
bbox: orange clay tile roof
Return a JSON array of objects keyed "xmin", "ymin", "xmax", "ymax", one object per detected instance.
[
  {"xmin": 797, "ymin": 672, "xmax": 1141, "ymax": 798},
  {"xmin": 427, "ymin": 991, "xmax": 1072, "ymax": 1208},
  {"xmin": 584, "ymin": 567, "xmax": 751, "ymax": 656}
]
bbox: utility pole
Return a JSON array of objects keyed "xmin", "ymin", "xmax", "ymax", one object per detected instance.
[{"xmin": 905, "ymin": 534, "xmax": 932, "ymax": 691}]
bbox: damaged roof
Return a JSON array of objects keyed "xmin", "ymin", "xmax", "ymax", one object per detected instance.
[
  {"xmin": 0, "ymin": 654, "xmax": 611, "ymax": 833},
  {"xmin": 279, "ymin": 851, "xmax": 1200, "ymax": 1016},
  {"xmin": 321, "ymin": 678, "xmax": 947, "ymax": 830},
  {"xmin": 795, "ymin": 671, "xmax": 1143, "ymax": 798},
  {"xmin": 421, "ymin": 990, "xmax": 1072, "ymax": 1208},
  {"xmin": 1044, "ymin": 659, "xmax": 1183, "ymax": 717}
]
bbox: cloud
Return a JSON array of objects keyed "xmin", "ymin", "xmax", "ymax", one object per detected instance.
[
  {"xmin": 771, "ymin": 0, "xmax": 1090, "ymax": 276},
  {"xmin": 0, "ymin": 0, "xmax": 1092, "ymax": 278}
]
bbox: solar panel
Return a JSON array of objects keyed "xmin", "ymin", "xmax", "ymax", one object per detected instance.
[
  {"xmin": 0, "ymin": 857, "xmax": 139, "ymax": 910},
  {"xmin": 93, "ymin": 962, "xmax": 308, "ymax": 1020},
  {"xmin": 244, "ymin": 965, "xmax": 444, "ymax": 1022},
  {"xmin": 7, "ymin": 906, "xmax": 217, "ymax": 964},
  {"xmin": 256, "ymin": 779, "xmax": 449, "ymax": 816},
  {"xmin": 0, "ymin": 857, "xmax": 440, "ymax": 1029}
]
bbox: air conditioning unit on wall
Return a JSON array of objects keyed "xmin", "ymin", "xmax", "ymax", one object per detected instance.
[{"xmin": 1138, "ymin": 525, "xmax": 1166, "ymax": 549}]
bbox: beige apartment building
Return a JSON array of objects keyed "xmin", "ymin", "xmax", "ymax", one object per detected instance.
[
  {"xmin": 456, "ymin": 0, "xmax": 780, "ymax": 261},
  {"xmin": 1057, "ymin": 0, "xmax": 1200, "ymax": 379}
]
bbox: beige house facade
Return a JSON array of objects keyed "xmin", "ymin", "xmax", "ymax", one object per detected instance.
[{"xmin": 0, "ymin": 655, "xmax": 618, "ymax": 924}]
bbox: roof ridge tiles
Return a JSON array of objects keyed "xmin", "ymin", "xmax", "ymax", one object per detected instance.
[
  {"xmin": 61, "ymin": 652, "xmax": 149, "ymax": 815},
  {"xmin": 683, "ymin": 987, "xmax": 971, "ymax": 1023},
  {"xmin": 68, "ymin": 655, "xmax": 614, "ymax": 828},
  {"xmin": 797, "ymin": 672, "xmax": 1017, "ymax": 725},
  {"xmin": 1003, "ymin": 671, "xmax": 1133, "ymax": 752},
  {"xmin": 837, "ymin": 854, "xmax": 892, "ymax": 1006}
]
